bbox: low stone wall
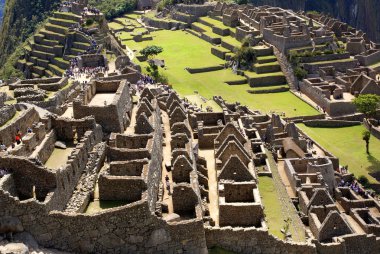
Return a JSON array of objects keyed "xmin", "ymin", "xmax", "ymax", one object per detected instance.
[
  {"xmin": 0, "ymin": 105, "xmax": 16, "ymax": 127},
  {"xmin": 364, "ymin": 119, "xmax": 380, "ymax": 139},
  {"xmin": 248, "ymin": 86, "xmax": 289, "ymax": 94},
  {"xmin": 205, "ymin": 226, "xmax": 316, "ymax": 254},
  {"xmin": 304, "ymin": 120, "xmax": 361, "ymax": 128},
  {"xmin": 186, "ymin": 65, "xmax": 224, "ymax": 74}
]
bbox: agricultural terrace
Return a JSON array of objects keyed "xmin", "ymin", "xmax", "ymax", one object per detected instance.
[{"xmin": 116, "ymin": 14, "xmax": 318, "ymax": 118}]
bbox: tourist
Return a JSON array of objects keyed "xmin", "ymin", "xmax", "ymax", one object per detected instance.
[
  {"xmin": 15, "ymin": 130, "xmax": 22, "ymax": 145},
  {"xmin": 0, "ymin": 143, "xmax": 6, "ymax": 151},
  {"xmin": 166, "ymin": 177, "xmax": 171, "ymax": 195},
  {"xmin": 27, "ymin": 127, "xmax": 33, "ymax": 133}
]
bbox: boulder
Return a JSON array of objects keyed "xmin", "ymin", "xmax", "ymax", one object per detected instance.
[
  {"xmin": 0, "ymin": 243, "xmax": 29, "ymax": 254},
  {"xmin": 55, "ymin": 141, "xmax": 67, "ymax": 149}
]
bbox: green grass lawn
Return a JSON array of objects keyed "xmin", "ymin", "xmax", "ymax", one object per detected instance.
[
  {"xmin": 123, "ymin": 30, "xmax": 318, "ymax": 117},
  {"xmin": 297, "ymin": 124, "xmax": 380, "ymax": 185},
  {"xmin": 185, "ymin": 94, "xmax": 222, "ymax": 112}
]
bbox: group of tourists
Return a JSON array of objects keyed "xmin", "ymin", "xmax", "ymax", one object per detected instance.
[
  {"xmin": 83, "ymin": 6, "xmax": 101, "ymax": 16},
  {"xmin": 338, "ymin": 179, "xmax": 371, "ymax": 198},
  {"xmin": 65, "ymin": 56, "xmax": 108, "ymax": 79}
]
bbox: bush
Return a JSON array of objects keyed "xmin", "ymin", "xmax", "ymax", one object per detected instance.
[
  {"xmin": 85, "ymin": 18, "xmax": 95, "ymax": 27},
  {"xmin": 358, "ymin": 175, "xmax": 370, "ymax": 188},
  {"xmin": 294, "ymin": 67, "xmax": 308, "ymax": 80}
]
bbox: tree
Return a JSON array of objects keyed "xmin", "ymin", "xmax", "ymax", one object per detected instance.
[
  {"xmin": 139, "ymin": 45, "xmax": 163, "ymax": 59},
  {"xmin": 353, "ymin": 94, "xmax": 380, "ymax": 119},
  {"xmin": 362, "ymin": 130, "xmax": 371, "ymax": 154},
  {"xmin": 139, "ymin": 45, "xmax": 166, "ymax": 83}
]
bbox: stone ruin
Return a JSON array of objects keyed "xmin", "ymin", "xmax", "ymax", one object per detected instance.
[{"xmin": 300, "ymin": 66, "xmax": 380, "ymax": 116}]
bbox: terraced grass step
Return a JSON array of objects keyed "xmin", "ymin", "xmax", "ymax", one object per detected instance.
[
  {"xmin": 256, "ymin": 55, "xmax": 277, "ymax": 64},
  {"xmin": 40, "ymin": 28, "xmax": 66, "ymax": 43},
  {"xmin": 191, "ymin": 22, "xmax": 211, "ymax": 33},
  {"xmin": 49, "ymin": 17, "xmax": 78, "ymax": 28},
  {"xmin": 201, "ymin": 31, "xmax": 221, "ymax": 44},
  {"xmin": 34, "ymin": 34, "xmax": 45, "ymax": 43},
  {"xmin": 52, "ymin": 57, "xmax": 70, "ymax": 70},
  {"xmin": 32, "ymin": 65, "xmax": 46, "ymax": 76},
  {"xmin": 70, "ymin": 48, "xmax": 86, "ymax": 55},
  {"xmin": 45, "ymin": 23, "xmax": 68, "ymax": 34},
  {"xmin": 211, "ymin": 46, "xmax": 230, "ymax": 59},
  {"xmin": 53, "ymin": 12, "xmax": 81, "ymax": 22},
  {"xmin": 35, "ymin": 58, "xmax": 50, "ymax": 68},
  {"xmin": 245, "ymin": 71, "xmax": 286, "ymax": 87},
  {"xmin": 221, "ymin": 36, "xmax": 241, "ymax": 51},
  {"xmin": 45, "ymin": 69, "xmax": 54, "ymax": 77},
  {"xmin": 48, "ymin": 63, "xmax": 64, "ymax": 76},
  {"xmin": 73, "ymin": 41, "xmax": 91, "ymax": 50},
  {"xmin": 31, "ymin": 73, "xmax": 41, "ymax": 79},
  {"xmin": 254, "ymin": 61, "xmax": 281, "ymax": 74},
  {"xmin": 63, "ymin": 55, "xmax": 77, "ymax": 61},
  {"xmin": 33, "ymin": 44, "xmax": 56, "ymax": 54},
  {"xmin": 31, "ymin": 50, "xmax": 55, "ymax": 60},
  {"xmin": 40, "ymin": 39, "xmax": 59, "ymax": 47}
]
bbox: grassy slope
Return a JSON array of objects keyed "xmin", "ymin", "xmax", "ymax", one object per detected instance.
[
  {"xmin": 297, "ymin": 124, "xmax": 380, "ymax": 185},
  {"xmin": 124, "ymin": 30, "xmax": 318, "ymax": 117}
]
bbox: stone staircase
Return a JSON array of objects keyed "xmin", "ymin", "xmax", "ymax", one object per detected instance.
[{"xmin": 17, "ymin": 12, "xmax": 91, "ymax": 79}]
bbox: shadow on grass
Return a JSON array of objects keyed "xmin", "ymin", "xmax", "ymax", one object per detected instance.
[{"xmin": 367, "ymin": 153, "xmax": 380, "ymax": 192}]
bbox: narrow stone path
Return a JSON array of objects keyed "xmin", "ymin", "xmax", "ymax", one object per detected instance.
[
  {"xmin": 266, "ymin": 149, "xmax": 306, "ymax": 242},
  {"xmin": 161, "ymin": 111, "xmax": 174, "ymax": 215}
]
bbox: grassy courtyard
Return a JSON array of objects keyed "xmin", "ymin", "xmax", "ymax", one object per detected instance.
[
  {"xmin": 123, "ymin": 30, "xmax": 318, "ymax": 117},
  {"xmin": 297, "ymin": 124, "xmax": 380, "ymax": 186}
]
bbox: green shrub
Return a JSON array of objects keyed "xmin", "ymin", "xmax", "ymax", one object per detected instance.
[
  {"xmin": 85, "ymin": 18, "xmax": 95, "ymax": 27},
  {"xmin": 294, "ymin": 66, "xmax": 308, "ymax": 80},
  {"xmin": 358, "ymin": 175, "xmax": 370, "ymax": 188}
]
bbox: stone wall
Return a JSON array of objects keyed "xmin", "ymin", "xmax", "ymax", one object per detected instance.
[
  {"xmin": 0, "ymin": 106, "xmax": 40, "ymax": 147},
  {"xmin": 304, "ymin": 119, "xmax": 361, "ymax": 128},
  {"xmin": 0, "ymin": 104, "xmax": 16, "ymax": 127},
  {"xmin": 205, "ymin": 226, "xmax": 316, "ymax": 254},
  {"xmin": 176, "ymin": 4, "xmax": 214, "ymax": 17}
]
